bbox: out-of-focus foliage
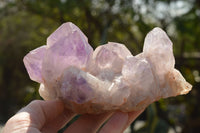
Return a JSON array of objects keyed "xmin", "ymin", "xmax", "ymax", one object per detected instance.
[{"xmin": 0, "ymin": 0, "xmax": 199, "ymax": 132}]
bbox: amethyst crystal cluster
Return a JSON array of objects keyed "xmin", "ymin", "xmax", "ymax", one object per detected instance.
[{"xmin": 24, "ymin": 22, "xmax": 192, "ymax": 113}]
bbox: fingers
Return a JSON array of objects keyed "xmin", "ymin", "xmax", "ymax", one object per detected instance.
[
  {"xmin": 18, "ymin": 100, "xmax": 63, "ymax": 129},
  {"xmin": 19, "ymin": 99, "xmax": 76, "ymax": 132},
  {"xmin": 64, "ymin": 112, "xmax": 113, "ymax": 133},
  {"xmin": 41, "ymin": 109, "xmax": 76, "ymax": 133},
  {"xmin": 99, "ymin": 112, "xmax": 128, "ymax": 133},
  {"xmin": 64, "ymin": 109, "xmax": 144, "ymax": 133},
  {"xmin": 3, "ymin": 99, "xmax": 67, "ymax": 133},
  {"xmin": 2, "ymin": 112, "xmax": 41, "ymax": 133},
  {"xmin": 99, "ymin": 110, "xmax": 144, "ymax": 133},
  {"xmin": 126, "ymin": 109, "xmax": 145, "ymax": 127},
  {"xmin": 5, "ymin": 99, "xmax": 144, "ymax": 133}
]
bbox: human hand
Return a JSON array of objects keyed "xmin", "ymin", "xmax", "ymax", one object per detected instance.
[{"xmin": 3, "ymin": 100, "xmax": 144, "ymax": 133}]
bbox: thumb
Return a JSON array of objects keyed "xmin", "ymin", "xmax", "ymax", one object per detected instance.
[{"xmin": 18, "ymin": 99, "xmax": 65, "ymax": 129}]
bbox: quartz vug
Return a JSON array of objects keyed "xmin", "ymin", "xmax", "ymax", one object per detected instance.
[{"xmin": 23, "ymin": 22, "xmax": 192, "ymax": 114}]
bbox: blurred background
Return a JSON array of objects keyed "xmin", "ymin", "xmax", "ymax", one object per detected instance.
[{"xmin": 0, "ymin": 0, "xmax": 200, "ymax": 132}]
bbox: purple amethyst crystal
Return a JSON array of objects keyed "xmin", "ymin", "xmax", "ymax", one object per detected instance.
[
  {"xmin": 24, "ymin": 22, "xmax": 192, "ymax": 114},
  {"xmin": 23, "ymin": 46, "xmax": 46, "ymax": 83}
]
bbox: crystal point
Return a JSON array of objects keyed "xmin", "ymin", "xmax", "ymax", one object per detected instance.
[
  {"xmin": 42, "ymin": 22, "xmax": 93, "ymax": 83},
  {"xmin": 90, "ymin": 42, "xmax": 132, "ymax": 81},
  {"xmin": 23, "ymin": 45, "xmax": 46, "ymax": 83}
]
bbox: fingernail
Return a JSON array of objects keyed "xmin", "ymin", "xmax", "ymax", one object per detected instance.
[{"xmin": 110, "ymin": 112, "xmax": 128, "ymax": 132}]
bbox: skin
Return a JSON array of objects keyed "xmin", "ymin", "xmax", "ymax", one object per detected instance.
[{"xmin": 2, "ymin": 99, "xmax": 144, "ymax": 133}]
